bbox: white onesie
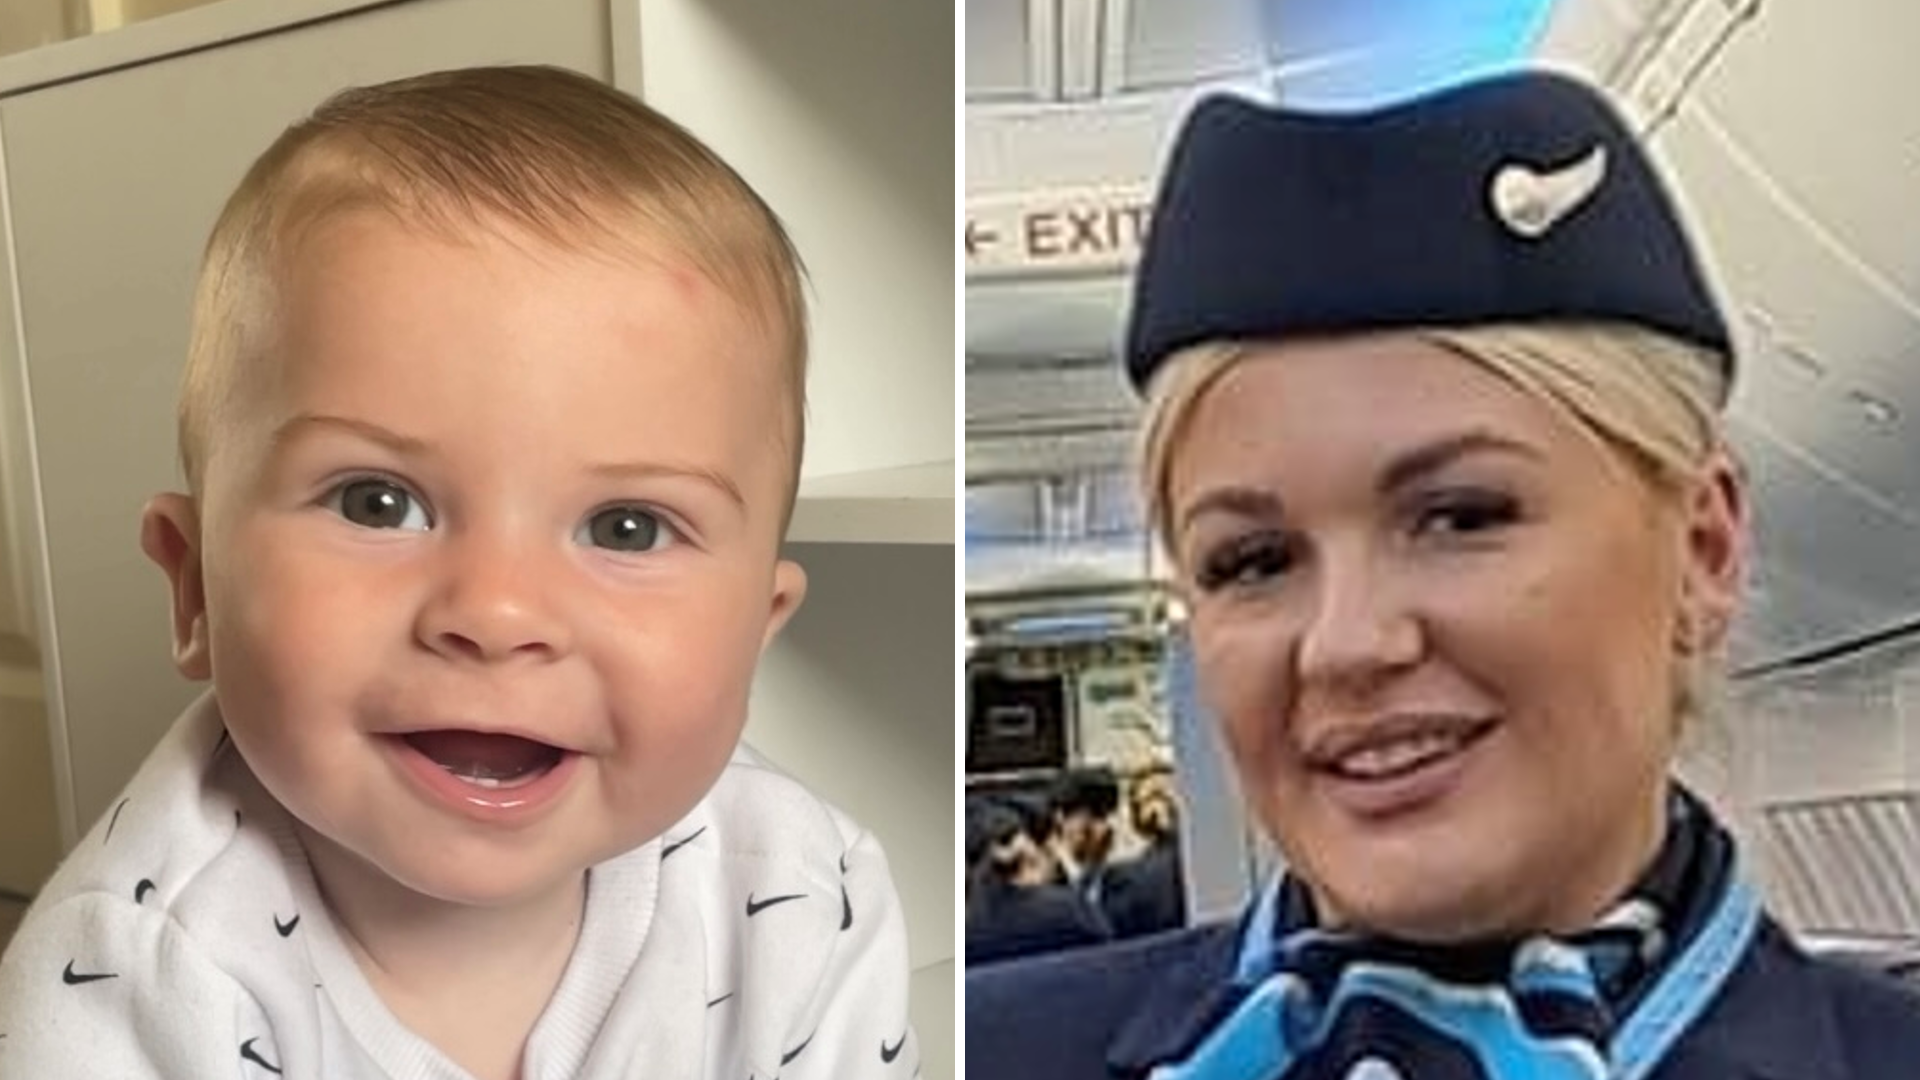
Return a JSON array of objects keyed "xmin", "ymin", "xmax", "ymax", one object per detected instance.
[{"xmin": 0, "ymin": 693, "xmax": 918, "ymax": 1079}]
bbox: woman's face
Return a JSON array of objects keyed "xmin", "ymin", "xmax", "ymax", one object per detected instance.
[{"xmin": 1165, "ymin": 333, "xmax": 1742, "ymax": 941}]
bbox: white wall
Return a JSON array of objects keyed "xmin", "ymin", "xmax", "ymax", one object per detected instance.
[
  {"xmin": 0, "ymin": 674, "xmax": 57, "ymax": 896},
  {"xmin": 1712, "ymin": 639, "xmax": 1920, "ymax": 933},
  {"xmin": 0, "ymin": 2, "xmax": 73, "ymax": 61},
  {"xmin": 1728, "ymin": 643, "xmax": 1920, "ymax": 804}
]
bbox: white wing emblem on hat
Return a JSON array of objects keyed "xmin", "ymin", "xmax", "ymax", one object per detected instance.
[{"xmin": 1489, "ymin": 144, "xmax": 1608, "ymax": 239}]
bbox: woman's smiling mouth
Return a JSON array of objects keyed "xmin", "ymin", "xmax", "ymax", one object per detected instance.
[{"xmin": 1304, "ymin": 714, "xmax": 1500, "ymax": 818}]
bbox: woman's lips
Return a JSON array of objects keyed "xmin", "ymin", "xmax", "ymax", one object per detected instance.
[{"xmin": 1306, "ymin": 715, "xmax": 1499, "ymax": 819}]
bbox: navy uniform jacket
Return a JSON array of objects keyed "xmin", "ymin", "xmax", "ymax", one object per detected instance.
[{"xmin": 967, "ymin": 915, "xmax": 1920, "ymax": 1079}]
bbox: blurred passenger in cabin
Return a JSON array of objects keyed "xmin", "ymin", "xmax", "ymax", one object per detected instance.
[
  {"xmin": 1101, "ymin": 771, "xmax": 1189, "ymax": 940},
  {"xmin": 1049, "ymin": 767, "xmax": 1121, "ymax": 906},
  {"xmin": 966, "ymin": 798, "xmax": 1112, "ymax": 966}
]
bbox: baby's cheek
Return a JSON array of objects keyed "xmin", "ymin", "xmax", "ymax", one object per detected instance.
[{"xmin": 634, "ymin": 660, "xmax": 754, "ymax": 743}]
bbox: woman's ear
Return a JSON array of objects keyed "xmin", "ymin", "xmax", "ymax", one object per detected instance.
[
  {"xmin": 1676, "ymin": 448, "xmax": 1747, "ymax": 654},
  {"xmin": 140, "ymin": 494, "xmax": 212, "ymax": 680}
]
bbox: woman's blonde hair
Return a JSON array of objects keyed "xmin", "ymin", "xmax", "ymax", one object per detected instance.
[
  {"xmin": 182, "ymin": 65, "xmax": 808, "ymax": 513},
  {"xmin": 1139, "ymin": 321, "xmax": 1735, "ymax": 730}
]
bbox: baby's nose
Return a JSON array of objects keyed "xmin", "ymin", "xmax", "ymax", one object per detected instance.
[{"xmin": 414, "ymin": 538, "xmax": 572, "ymax": 663}]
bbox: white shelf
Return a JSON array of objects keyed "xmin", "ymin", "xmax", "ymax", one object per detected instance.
[{"xmin": 788, "ymin": 459, "xmax": 953, "ymax": 545}]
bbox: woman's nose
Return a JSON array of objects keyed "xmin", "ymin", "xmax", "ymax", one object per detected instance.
[
  {"xmin": 413, "ymin": 529, "xmax": 573, "ymax": 664},
  {"xmin": 1295, "ymin": 551, "xmax": 1423, "ymax": 695}
]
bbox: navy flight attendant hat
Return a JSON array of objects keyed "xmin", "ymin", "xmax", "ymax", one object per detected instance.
[{"xmin": 1123, "ymin": 69, "xmax": 1734, "ymax": 394}]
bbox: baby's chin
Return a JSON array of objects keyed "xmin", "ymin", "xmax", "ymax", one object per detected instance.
[
  {"xmin": 366, "ymin": 839, "xmax": 600, "ymax": 911},
  {"xmin": 291, "ymin": 813, "xmax": 598, "ymax": 914}
]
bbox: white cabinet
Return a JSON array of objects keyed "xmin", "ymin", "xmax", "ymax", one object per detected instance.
[
  {"xmin": 624, "ymin": 0, "xmax": 954, "ymax": 487},
  {"xmin": 792, "ymin": 460, "xmax": 955, "ymax": 545}
]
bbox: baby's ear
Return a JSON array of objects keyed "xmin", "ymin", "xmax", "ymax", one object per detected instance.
[
  {"xmin": 139, "ymin": 494, "xmax": 211, "ymax": 680},
  {"xmin": 759, "ymin": 558, "xmax": 808, "ymax": 651}
]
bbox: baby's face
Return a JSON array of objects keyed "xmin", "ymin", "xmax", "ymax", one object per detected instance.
[{"xmin": 164, "ymin": 212, "xmax": 804, "ymax": 908}]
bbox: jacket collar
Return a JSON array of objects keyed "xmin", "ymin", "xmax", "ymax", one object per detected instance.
[
  {"xmin": 1663, "ymin": 919, "xmax": 1850, "ymax": 1080},
  {"xmin": 1104, "ymin": 921, "xmax": 1243, "ymax": 1077}
]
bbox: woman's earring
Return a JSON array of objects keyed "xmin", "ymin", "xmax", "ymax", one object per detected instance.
[
  {"xmin": 1675, "ymin": 608, "xmax": 1725, "ymax": 656},
  {"xmin": 1674, "ymin": 610, "xmax": 1701, "ymax": 656}
]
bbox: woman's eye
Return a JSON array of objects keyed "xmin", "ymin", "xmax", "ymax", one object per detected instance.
[
  {"xmin": 329, "ymin": 479, "xmax": 431, "ymax": 531},
  {"xmin": 578, "ymin": 506, "xmax": 674, "ymax": 553},
  {"xmin": 1414, "ymin": 493, "xmax": 1519, "ymax": 537},
  {"xmin": 1193, "ymin": 533, "xmax": 1294, "ymax": 593}
]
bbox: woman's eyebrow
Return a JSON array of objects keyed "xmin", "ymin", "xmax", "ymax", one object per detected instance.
[
  {"xmin": 1376, "ymin": 430, "xmax": 1543, "ymax": 496},
  {"xmin": 1177, "ymin": 429, "xmax": 1541, "ymax": 536},
  {"xmin": 1177, "ymin": 487, "xmax": 1284, "ymax": 536}
]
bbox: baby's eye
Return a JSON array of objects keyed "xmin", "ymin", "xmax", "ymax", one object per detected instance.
[
  {"xmin": 328, "ymin": 478, "xmax": 431, "ymax": 532},
  {"xmin": 577, "ymin": 506, "xmax": 675, "ymax": 553}
]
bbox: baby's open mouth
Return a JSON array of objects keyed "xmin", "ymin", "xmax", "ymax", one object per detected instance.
[{"xmin": 403, "ymin": 731, "xmax": 565, "ymax": 790}]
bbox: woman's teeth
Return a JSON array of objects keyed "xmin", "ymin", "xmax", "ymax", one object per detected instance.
[{"xmin": 1329, "ymin": 727, "xmax": 1480, "ymax": 780}]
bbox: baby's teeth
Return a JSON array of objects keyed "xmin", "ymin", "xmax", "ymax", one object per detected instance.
[{"xmin": 440, "ymin": 765, "xmax": 543, "ymax": 790}]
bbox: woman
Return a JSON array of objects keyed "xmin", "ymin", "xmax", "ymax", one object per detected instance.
[{"xmin": 965, "ymin": 69, "xmax": 1920, "ymax": 1079}]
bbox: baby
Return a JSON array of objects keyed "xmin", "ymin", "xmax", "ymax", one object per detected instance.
[{"xmin": 0, "ymin": 65, "xmax": 914, "ymax": 1080}]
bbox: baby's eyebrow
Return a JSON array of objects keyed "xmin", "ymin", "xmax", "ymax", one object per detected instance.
[
  {"xmin": 271, "ymin": 413, "xmax": 427, "ymax": 455},
  {"xmin": 586, "ymin": 461, "xmax": 746, "ymax": 512}
]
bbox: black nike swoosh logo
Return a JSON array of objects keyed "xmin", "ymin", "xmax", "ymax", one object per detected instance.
[
  {"xmin": 274, "ymin": 913, "xmax": 300, "ymax": 938},
  {"xmin": 104, "ymin": 798, "xmax": 130, "ymax": 844},
  {"xmin": 841, "ymin": 884, "xmax": 852, "ymax": 931},
  {"xmin": 882, "ymin": 1031, "xmax": 907, "ymax": 1062},
  {"xmin": 661, "ymin": 826, "xmax": 707, "ymax": 860},
  {"xmin": 240, "ymin": 1037, "xmax": 283, "ymax": 1074},
  {"xmin": 781, "ymin": 1032, "xmax": 814, "ymax": 1066},
  {"xmin": 134, "ymin": 879, "xmax": 155, "ymax": 904},
  {"xmin": 745, "ymin": 892, "xmax": 805, "ymax": 917},
  {"xmin": 706, "ymin": 991, "xmax": 734, "ymax": 1008},
  {"xmin": 62, "ymin": 961, "xmax": 117, "ymax": 985}
]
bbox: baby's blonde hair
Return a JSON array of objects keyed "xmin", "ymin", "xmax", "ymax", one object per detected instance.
[
  {"xmin": 181, "ymin": 65, "xmax": 808, "ymax": 517},
  {"xmin": 1139, "ymin": 322, "xmax": 1734, "ymax": 729}
]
